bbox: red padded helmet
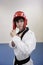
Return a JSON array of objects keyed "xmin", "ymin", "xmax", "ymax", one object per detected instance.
[{"xmin": 13, "ymin": 11, "xmax": 27, "ymax": 29}]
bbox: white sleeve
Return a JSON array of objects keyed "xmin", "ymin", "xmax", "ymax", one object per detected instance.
[
  {"xmin": 12, "ymin": 31, "xmax": 36, "ymax": 54},
  {"xmin": 12, "ymin": 35, "xmax": 29, "ymax": 54}
]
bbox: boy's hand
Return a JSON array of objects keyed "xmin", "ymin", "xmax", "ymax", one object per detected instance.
[
  {"xmin": 11, "ymin": 41, "xmax": 15, "ymax": 47},
  {"xmin": 10, "ymin": 30, "xmax": 16, "ymax": 37}
]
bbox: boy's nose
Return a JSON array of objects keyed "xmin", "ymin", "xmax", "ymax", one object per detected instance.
[{"xmin": 18, "ymin": 21, "xmax": 21, "ymax": 25}]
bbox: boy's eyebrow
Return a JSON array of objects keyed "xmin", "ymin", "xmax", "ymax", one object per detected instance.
[{"xmin": 15, "ymin": 18, "xmax": 24, "ymax": 22}]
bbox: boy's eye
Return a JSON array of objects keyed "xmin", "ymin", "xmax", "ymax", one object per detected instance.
[{"xmin": 20, "ymin": 19, "xmax": 24, "ymax": 22}]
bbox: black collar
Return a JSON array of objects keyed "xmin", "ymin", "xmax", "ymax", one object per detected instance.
[
  {"xmin": 17, "ymin": 28, "xmax": 25, "ymax": 34},
  {"xmin": 17, "ymin": 27, "xmax": 29, "ymax": 40},
  {"xmin": 21, "ymin": 27, "xmax": 29, "ymax": 40}
]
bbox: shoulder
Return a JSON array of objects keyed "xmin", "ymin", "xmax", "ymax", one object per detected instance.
[
  {"xmin": 24, "ymin": 30, "xmax": 35, "ymax": 36},
  {"xmin": 22, "ymin": 29, "xmax": 36, "ymax": 40}
]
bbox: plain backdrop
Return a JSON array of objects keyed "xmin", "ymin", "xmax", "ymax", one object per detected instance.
[{"xmin": 0, "ymin": 0, "xmax": 43, "ymax": 43}]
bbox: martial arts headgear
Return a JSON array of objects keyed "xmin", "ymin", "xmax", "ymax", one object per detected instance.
[{"xmin": 13, "ymin": 11, "xmax": 27, "ymax": 29}]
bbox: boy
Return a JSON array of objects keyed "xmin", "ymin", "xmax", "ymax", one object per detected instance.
[{"xmin": 9, "ymin": 11, "xmax": 36, "ymax": 65}]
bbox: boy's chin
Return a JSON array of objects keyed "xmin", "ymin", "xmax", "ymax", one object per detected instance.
[{"xmin": 19, "ymin": 27, "xmax": 23, "ymax": 31}]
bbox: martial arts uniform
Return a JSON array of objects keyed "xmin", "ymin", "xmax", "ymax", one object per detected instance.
[{"xmin": 9, "ymin": 27, "xmax": 36, "ymax": 65}]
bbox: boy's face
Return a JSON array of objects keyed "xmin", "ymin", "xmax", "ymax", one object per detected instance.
[{"xmin": 16, "ymin": 18, "xmax": 24, "ymax": 31}]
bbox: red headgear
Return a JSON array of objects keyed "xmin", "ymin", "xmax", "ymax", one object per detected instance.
[{"xmin": 13, "ymin": 11, "xmax": 27, "ymax": 30}]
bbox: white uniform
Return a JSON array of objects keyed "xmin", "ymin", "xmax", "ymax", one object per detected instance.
[{"xmin": 9, "ymin": 30, "xmax": 36, "ymax": 65}]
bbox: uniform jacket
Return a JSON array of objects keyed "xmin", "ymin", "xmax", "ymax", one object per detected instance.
[{"xmin": 9, "ymin": 28, "xmax": 36, "ymax": 65}]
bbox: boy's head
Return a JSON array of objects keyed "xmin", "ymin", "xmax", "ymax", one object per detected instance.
[{"xmin": 13, "ymin": 11, "xmax": 27, "ymax": 30}]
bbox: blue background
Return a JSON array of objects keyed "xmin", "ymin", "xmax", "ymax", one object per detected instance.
[{"xmin": 0, "ymin": 42, "xmax": 43, "ymax": 65}]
